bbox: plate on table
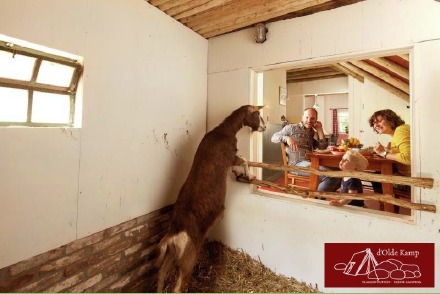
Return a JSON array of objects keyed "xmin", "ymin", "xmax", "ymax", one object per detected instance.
[
  {"xmin": 314, "ymin": 149, "xmax": 331, "ymax": 154},
  {"xmin": 331, "ymin": 150, "xmax": 346, "ymax": 156}
]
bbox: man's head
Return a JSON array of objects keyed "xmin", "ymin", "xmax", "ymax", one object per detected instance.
[{"xmin": 301, "ymin": 108, "xmax": 318, "ymax": 130}]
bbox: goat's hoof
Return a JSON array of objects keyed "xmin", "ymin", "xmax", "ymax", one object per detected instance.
[{"xmin": 236, "ymin": 174, "xmax": 255, "ymax": 182}]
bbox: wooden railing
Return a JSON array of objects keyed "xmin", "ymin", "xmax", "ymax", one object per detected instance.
[{"xmin": 236, "ymin": 161, "xmax": 436, "ymax": 213}]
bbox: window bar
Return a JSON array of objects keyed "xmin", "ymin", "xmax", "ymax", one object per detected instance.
[
  {"xmin": 28, "ymin": 59, "xmax": 42, "ymax": 123},
  {"xmin": 69, "ymin": 93, "xmax": 75, "ymax": 126},
  {"xmin": 0, "ymin": 41, "xmax": 80, "ymax": 68}
]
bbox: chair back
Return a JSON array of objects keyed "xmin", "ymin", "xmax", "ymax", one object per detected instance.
[
  {"xmin": 279, "ymin": 142, "xmax": 310, "ymax": 189},
  {"xmin": 280, "ymin": 143, "xmax": 289, "ymax": 185}
]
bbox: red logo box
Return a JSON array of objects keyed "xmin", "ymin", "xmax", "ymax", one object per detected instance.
[{"xmin": 325, "ymin": 243, "xmax": 434, "ymax": 287}]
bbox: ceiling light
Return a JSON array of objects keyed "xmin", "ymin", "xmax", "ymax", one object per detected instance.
[
  {"xmin": 255, "ymin": 23, "xmax": 268, "ymax": 43},
  {"xmin": 313, "ymin": 94, "xmax": 320, "ymax": 109}
]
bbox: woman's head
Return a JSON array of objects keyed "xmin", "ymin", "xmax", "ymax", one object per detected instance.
[
  {"xmin": 339, "ymin": 150, "xmax": 368, "ymax": 171},
  {"xmin": 368, "ymin": 109, "xmax": 405, "ymax": 134}
]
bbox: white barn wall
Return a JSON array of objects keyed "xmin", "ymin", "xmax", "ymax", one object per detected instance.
[
  {"xmin": 208, "ymin": 0, "xmax": 440, "ymax": 292},
  {"xmin": 0, "ymin": 0, "xmax": 207, "ymax": 268}
]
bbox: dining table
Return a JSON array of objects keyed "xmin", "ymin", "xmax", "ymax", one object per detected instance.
[{"xmin": 306, "ymin": 152, "xmax": 395, "ymax": 213}]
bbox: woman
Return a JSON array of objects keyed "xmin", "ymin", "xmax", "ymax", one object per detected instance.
[{"xmin": 369, "ymin": 109, "xmax": 411, "ymax": 177}]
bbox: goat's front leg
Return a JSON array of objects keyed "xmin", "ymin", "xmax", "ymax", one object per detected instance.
[{"xmin": 232, "ymin": 155, "xmax": 255, "ymax": 181}]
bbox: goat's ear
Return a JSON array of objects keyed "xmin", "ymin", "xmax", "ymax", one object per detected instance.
[{"xmin": 253, "ymin": 105, "xmax": 265, "ymax": 111}]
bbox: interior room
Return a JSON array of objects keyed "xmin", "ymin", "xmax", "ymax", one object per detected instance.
[
  {"xmin": 259, "ymin": 53, "xmax": 411, "ymax": 214},
  {"xmin": 1, "ymin": 0, "xmax": 439, "ymax": 292}
]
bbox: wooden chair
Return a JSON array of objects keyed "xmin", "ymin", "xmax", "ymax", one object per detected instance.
[{"xmin": 279, "ymin": 143, "xmax": 310, "ymax": 189}]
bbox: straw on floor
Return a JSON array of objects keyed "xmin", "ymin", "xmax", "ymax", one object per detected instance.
[{"xmin": 161, "ymin": 240, "xmax": 320, "ymax": 293}]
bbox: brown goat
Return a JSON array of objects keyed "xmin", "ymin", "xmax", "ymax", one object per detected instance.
[{"xmin": 155, "ymin": 105, "xmax": 266, "ymax": 292}]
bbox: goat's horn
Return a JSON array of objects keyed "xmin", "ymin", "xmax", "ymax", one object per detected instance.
[{"xmin": 254, "ymin": 105, "xmax": 265, "ymax": 110}]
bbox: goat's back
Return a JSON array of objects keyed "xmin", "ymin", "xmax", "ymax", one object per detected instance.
[{"xmin": 170, "ymin": 128, "xmax": 237, "ymax": 236}]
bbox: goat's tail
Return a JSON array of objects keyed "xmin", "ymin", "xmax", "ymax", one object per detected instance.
[
  {"xmin": 155, "ymin": 235, "xmax": 174, "ymax": 292},
  {"xmin": 155, "ymin": 232, "xmax": 191, "ymax": 292}
]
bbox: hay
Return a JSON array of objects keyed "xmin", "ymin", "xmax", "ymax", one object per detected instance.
[{"xmin": 162, "ymin": 240, "xmax": 320, "ymax": 293}]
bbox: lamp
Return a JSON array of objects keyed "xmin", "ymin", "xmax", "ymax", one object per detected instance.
[
  {"xmin": 255, "ymin": 23, "xmax": 268, "ymax": 43},
  {"xmin": 313, "ymin": 94, "xmax": 320, "ymax": 109}
]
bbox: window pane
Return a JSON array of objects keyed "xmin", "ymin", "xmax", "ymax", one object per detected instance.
[
  {"xmin": 0, "ymin": 50, "xmax": 35, "ymax": 81},
  {"xmin": 32, "ymin": 92, "xmax": 70, "ymax": 124},
  {"xmin": 0, "ymin": 87, "xmax": 28, "ymax": 122},
  {"xmin": 36, "ymin": 60, "xmax": 74, "ymax": 87},
  {"xmin": 338, "ymin": 111, "xmax": 349, "ymax": 133}
]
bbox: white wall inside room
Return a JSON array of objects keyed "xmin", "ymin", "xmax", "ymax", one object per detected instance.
[
  {"xmin": 287, "ymin": 77, "xmax": 348, "ymax": 123},
  {"xmin": 263, "ymin": 69, "xmax": 286, "ymax": 125},
  {"xmin": 287, "ymin": 77, "xmax": 349, "ymax": 132},
  {"xmin": 208, "ymin": 0, "xmax": 440, "ymax": 292},
  {"xmin": 0, "ymin": 0, "xmax": 207, "ymax": 268}
]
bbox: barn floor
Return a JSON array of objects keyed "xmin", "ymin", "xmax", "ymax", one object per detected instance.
[{"xmin": 161, "ymin": 240, "xmax": 320, "ymax": 293}]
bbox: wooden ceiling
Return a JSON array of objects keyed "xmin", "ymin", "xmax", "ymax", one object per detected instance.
[
  {"xmin": 287, "ymin": 54, "xmax": 410, "ymax": 102},
  {"xmin": 147, "ymin": 0, "xmax": 363, "ymax": 39}
]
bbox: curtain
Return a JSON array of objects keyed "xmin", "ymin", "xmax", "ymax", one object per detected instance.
[{"xmin": 332, "ymin": 109, "xmax": 339, "ymax": 136}]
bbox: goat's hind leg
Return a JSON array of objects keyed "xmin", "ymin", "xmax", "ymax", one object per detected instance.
[{"xmin": 173, "ymin": 242, "xmax": 198, "ymax": 293}]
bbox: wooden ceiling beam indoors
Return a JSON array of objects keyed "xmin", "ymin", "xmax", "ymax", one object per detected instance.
[
  {"xmin": 332, "ymin": 63, "xmax": 364, "ymax": 83},
  {"xmin": 369, "ymin": 57, "xmax": 409, "ymax": 80},
  {"xmin": 288, "ymin": 71, "xmax": 342, "ymax": 79},
  {"xmin": 179, "ymin": 0, "xmax": 267, "ymax": 26},
  {"xmin": 288, "ymin": 67, "xmax": 339, "ymax": 77},
  {"xmin": 148, "ymin": 0, "xmax": 170, "ymax": 7},
  {"xmin": 171, "ymin": 0, "xmax": 234, "ymax": 20},
  {"xmin": 350, "ymin": 60, "xmax": 409, "ymax": 94},
  {"xmin": 158, "ymin": 0, "xmax": 188, "ymax": 12},
  {"xmin": 287, "ymin": 73, "xmax": 346, "ymax": 83},
  {"xmin": 339, "ymin": 62, "xmax": 409, "ymax": 102}
]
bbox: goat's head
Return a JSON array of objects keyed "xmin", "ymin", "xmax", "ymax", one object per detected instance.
[{"xmin": 244, "ymin": 105, "xmax": 266, "ymax": 132}]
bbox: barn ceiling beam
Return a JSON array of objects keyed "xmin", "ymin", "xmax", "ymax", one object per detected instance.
[
  {"xmin": 148, "ymin": 0, "xmax": 171, "ymax": 7},
  {"xmin": 158, "ymin": 0, "xmax": 188, "ymax": 12},
  {"xmin": 287, "ymin": 73, "xmax": 347, "ymax": 83},
  {"xmin": 350, "ymin": 60, "xmax": 409, "ymax": 94},
  {"xmin": 171, "ymin": 0, "xmax": 233, "ymax": 19},
  {"xmin": 191, "ymin": 0, "xmax": 332, "ymax": 38},
  {"xmin": 288, "ymin": 68, "xmax": 340, "ymax": 78}
]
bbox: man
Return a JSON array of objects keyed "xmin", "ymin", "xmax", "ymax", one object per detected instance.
[{"xmin": 271, "ymin": 108, "xmax": 341, "ymax": 192}]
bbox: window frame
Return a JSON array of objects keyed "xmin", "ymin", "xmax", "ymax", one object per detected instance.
[
  {"xmin": 0, "ymin": 40, "xmax": 82, "ymax": 127},
  {"xmin": 250, "ymin": 47, "xmax": 416, "ymax": 220}
]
